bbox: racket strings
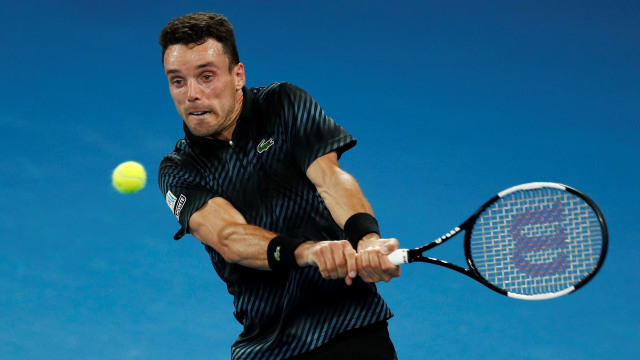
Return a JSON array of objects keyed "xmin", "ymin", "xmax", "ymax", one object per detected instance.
[{"xmin": 469, "ymin": 188, "xmax": 603, "ymax": 296}]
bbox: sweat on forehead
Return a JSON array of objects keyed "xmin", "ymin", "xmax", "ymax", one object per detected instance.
[{"xmin": 163, "ymin": 39, "xmax": 228, "ymax": 72}]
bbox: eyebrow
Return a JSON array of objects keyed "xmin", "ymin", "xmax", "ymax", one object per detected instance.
[{"xmin": 165, "ymin": 62, "xmax": 219, "ymax": 76}]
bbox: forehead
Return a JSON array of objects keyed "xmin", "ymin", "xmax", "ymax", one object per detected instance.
[{"xmin": 163, "ymin": 38, "xmax": 228, "ymax": 71}]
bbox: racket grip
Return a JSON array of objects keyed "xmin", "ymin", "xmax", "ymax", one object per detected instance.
[{"xmin": 388, "ymin": 249, "xmax": 409, "ymax": 265}]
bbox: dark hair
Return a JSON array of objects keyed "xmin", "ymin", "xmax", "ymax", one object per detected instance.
[{"xmin": 159, "ymin": 12, "xmax": 240, "ymax": 70}]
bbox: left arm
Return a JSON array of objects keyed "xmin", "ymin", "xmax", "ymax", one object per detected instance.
[{"xmin": 306, "ymin": 151, "xmax": 401, "ymax": 283}]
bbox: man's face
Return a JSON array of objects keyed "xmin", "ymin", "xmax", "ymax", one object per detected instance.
[{"xmin": 163, "ymin": 38, "xmax": 245, "ymax": 140}]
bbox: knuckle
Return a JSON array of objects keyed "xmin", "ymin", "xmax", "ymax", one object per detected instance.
[{"xmin": 313, "ymin": 245, "xmax": 324, "ymax": 256}]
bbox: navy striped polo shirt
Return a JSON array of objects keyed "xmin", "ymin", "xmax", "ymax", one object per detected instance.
[{"xmin": 158, "ymin": 83, "xmax": 392, "ymax": 360}]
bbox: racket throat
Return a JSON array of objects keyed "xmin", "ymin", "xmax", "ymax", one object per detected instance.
[{"xmin": 422, "ymin": 257, "xmax": 474, "ymax": 278}]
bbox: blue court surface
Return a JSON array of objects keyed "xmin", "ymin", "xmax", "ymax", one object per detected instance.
[{"xmin": 1, "ymin": 1, "xmax": 638, "ymax": 359}]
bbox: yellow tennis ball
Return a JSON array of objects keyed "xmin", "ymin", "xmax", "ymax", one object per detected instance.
[{"xmin": 112, "ymin": 161, "xmax": 146, "ymax": 194}]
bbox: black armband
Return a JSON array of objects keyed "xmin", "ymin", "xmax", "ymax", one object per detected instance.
[
  {"xmin": 267, "ymin": 235, "xmax": 306, "ymax": 271},
  {"xmin": 344, "ymin": 213, "xmax": 380, "ymax": 248}
]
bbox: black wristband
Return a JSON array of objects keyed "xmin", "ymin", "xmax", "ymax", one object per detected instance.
[
  {"xmin": 267, "ymin": 235, "xmax": 306, "ymax": 271},
  {"xmin": 344, "ymin": 213, "xmax": 380, "ymax": 248}
]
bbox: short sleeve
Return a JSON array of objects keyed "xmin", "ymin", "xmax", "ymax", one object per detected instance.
[
  {"xmin": 278, "ymin": 84, "xmax": 356, "ymax": 171},
  {"xmin": 158, "ymin": 152, "xmax": 218, "ymax": 240}
]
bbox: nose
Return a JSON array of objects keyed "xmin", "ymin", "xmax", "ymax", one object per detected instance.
[{"xmin": 187, "ymin": 81, "xmax": 200, "ymax": 102}]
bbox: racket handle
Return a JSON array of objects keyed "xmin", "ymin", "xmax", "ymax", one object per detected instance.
[{"xmin": 388, "ymin": 249, "xmax": 409, "ymax": 265}]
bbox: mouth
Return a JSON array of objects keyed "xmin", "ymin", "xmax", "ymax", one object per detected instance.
[{"xmin": 188, "ymin": 110, "xmax": 211, "ymax": 116}]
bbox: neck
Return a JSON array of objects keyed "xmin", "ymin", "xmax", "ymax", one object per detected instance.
[{"xmin": 217, "ymin": 89, "xmax": 244, "ymax": 141}]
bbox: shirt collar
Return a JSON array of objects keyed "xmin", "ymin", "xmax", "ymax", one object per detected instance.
[{"xmin": 183, "ymin": 87, "xmax": 254, "ymax": 150}]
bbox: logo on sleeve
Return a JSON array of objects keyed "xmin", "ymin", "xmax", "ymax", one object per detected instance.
[
  {"xmin": 166, "ymin": 191, "xmax": 177, "ymax": 210},
  {"xmin": 257, "ymin": 138, "xmax": 274, "ymax": 153},
  {"xmin": 174, "ymin": 194, "xmax": 187, "ymax": 220},
  {"xmin": 166, "ymin": 190, "xmax": 187, "ymax": 220}
]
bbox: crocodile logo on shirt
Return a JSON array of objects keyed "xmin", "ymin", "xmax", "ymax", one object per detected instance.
[{"xmin": 257, "ymin": 138, "xmax": 274, "ymax": 153}]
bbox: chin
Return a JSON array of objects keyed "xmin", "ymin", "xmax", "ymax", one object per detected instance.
[
  {"xmin": 185, "ymin": 121, "xmax": 214, "ymax": 137},
  {"xmin": 191, "ymin": 127, "xmax": 216, "ymax": 138}
]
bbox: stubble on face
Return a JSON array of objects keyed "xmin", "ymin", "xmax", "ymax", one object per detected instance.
[{"xmin": 164, "ymin": 39, "xmax": 245, "ymax": 140}]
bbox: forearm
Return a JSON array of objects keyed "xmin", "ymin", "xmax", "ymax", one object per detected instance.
[
  {"xmin": 317, "ymin": 170, "xmax": 384, "ymax": 251},
  {"xmin": 191, "ymin": 218, "xmax": 276, "ymax": 270},
  {"xmin": 306, "ymin": 152, "xmax": 401, "ymax": 283},
  {"xmin": 193, "ymin": 218, "xmax": 327, "ymax": 273},
  {"xmin": 187, "ymin": 194, "xmax": 361, "ymax": 286},
  {"xmin": 188, "ymin": 197, "xmax": 280, "ymax": 270},
  {"xmin": 190, "ymin": 197, "xmax": 348, "ymax": 276},
  {"xmin": 316, "ymin": 167, "xmax": 375, "ymax": 228},
  {"xmin": 317, "ymin": 169, "xmax": 400, "ymax": 283},
  {"xmin": 194, "ymin": 219, "xmax": 352, "ymax": 278}
]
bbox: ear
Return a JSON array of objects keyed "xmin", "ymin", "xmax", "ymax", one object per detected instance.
[{"xmin": 234, "ymin": 63, "xmax": 246, "ymax": 90}]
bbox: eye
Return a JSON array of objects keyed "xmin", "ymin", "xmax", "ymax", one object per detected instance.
[
  {"xmin": 202, "ymin": 74, "xmax": 214, "ymax": 81},
  {"xmin": 171, "ymin": 78, "xmax": 185, "ymax": 87}
]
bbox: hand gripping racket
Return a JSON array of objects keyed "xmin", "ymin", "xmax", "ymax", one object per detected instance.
[{"xmin": 387, "ymin": 182, "xmax": 608, "ymax": 300}]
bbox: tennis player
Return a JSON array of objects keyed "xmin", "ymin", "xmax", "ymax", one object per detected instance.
[{"xmin": 158, "ymin": 12, "xmax": 400, "ymax": 360}]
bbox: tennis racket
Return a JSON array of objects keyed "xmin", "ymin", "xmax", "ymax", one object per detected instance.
[{"xmin": 388, "ymin": 182, "xmax": 608, "ymax": 300}]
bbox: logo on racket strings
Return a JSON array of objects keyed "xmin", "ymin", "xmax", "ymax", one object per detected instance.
[{"xmin": 511, "ymin": 201, "xmax": 568, "ymax": 277}]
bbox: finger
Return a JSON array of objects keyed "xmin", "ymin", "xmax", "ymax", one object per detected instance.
[
  {"xmin": 380, "ymin": 238, "xmax": 400, "ymax": 256},
  {"xmin": 358, "ymin": 249, "xmax": 377, "ymax": 283},
  {"xmin": 343, "ymin": 246, "xmax": 356, "ymax": 286},
  {"xmin": 367, "ymin": 250, "xmax": 392, "ymax": 282},
  {"xmin": 362, "ymin": 248, "xmax": 396, "ymax": 283},
  {"xmin": 332, "ymin": 241, "xmax": 351, "ymax": 279},
  {"xmin": 321, "ymin": 243, "xmax": 339, "ymax": 279},
  {"xmin": 345, "ymin": 244, "xmax": 357, "ymax": 280},
  {"xmin": 356, "ymin": 249, "xmax": 367, "ymax": 279},
  {"xmin": 380, "ymin": 239, "xmax": 401, "ymax": 280},
  {"xmin": 312, "ymin": 245, "xmax": 329, "ymax": 278},
  {"xmin": 344, "ymin": 275, "xmax": 353, "ymax": 286}
]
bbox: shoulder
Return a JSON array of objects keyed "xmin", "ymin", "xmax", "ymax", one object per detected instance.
[
  {"xmin": 159, "ymin": 139, "xmax": 196, "ymax": 175},
  {"xmin": 251, "ymin": 82, "xmax": 314, "ymax": 107},
  {"xmin": 252, "ymin": 82, "xmax": 305, "ymax": 95}
]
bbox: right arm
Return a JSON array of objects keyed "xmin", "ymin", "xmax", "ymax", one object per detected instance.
[
  {"xmin": 189, "ymin": 196, "xmax": 276, "ymax": 270},
  {"xmin": 189, "ymin": 197, "xmax": 357, "ymax": 282}
]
